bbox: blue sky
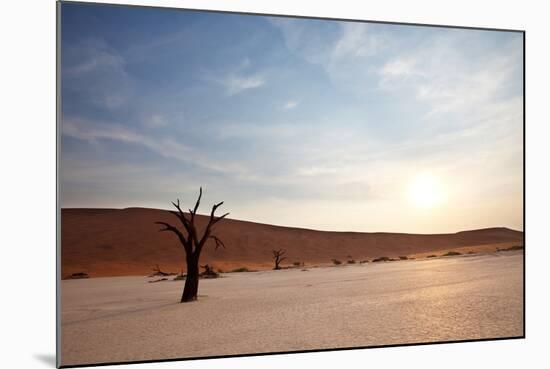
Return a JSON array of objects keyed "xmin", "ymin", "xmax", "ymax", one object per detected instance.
[{"xmin": 60, "ymin": 3, "xmax": 523, "ymax": 233}]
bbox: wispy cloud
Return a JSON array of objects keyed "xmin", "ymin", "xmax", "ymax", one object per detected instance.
[
  {"xmin": 281, "ymin": 100, "xmax": 299, "ymax": 110},
  {"xmin": 63, "ymin": 38, "xmax": 133, "ymax": 109},
  {"xmin": 268, "ymin": 17, "xmax": 336, "ymax": 65},
  {"xmin": 65, "ymin": 40, "xmax": 126, "ymax": 76},
  {"xmin": 331, "ymin": 23, "xmax": 385, "ymax": 60},
  {"xmin": 223, "ymin": 73, "xmax": 265, "ymax": 96},
  {"xmin": 378, "ymin": 34, "xmax": 523, "ymax": 118},
  {"xmin": 62, "ymin": 116, "xmax": 260, "ymax": 181},
  {"xmin": 380, "ymin": 59, "xmax": 419, "ymax": 78},
  {"xmin": 269, "ymin": 18, "xmax": 387, "ymax": 87},
  {"xmin": 202, "ymin": 57, "xmax": 266, "ymax": 96},
  {"xmin": 62, "ymin": 117, "xmax": 190, "ymax": 161},
  {"xmin": 144, "ymin": 114, "xmax": 168, "ymax": 128}
]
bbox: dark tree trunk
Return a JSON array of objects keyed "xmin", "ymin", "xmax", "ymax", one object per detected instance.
[{"xmin": 181, "ymin": 258, "xmax": 199, "ymax": 302}]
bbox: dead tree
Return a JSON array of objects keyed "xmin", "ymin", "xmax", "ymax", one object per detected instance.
[
  {"xmin": 272, "ymin": 249, "xmax": 287, "ymax": 270},
  {"xmin": 155, "ymin": 188, "xmax": 228, "ymax": 302}
]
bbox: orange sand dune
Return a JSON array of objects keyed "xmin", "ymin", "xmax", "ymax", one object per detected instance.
[{"xmin": 61, "ymin": 208, "xmax": 523, "ymax": 277}]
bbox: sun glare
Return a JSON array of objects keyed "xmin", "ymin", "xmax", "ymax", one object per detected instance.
[{"xmin": 408, "ymin": 173, "xmax": 445, "ymax": 209}]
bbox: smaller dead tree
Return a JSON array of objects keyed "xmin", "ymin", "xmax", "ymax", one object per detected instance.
[{"xmin": 272, "ymin": 249, "xmax": 287, "ymax": 270}]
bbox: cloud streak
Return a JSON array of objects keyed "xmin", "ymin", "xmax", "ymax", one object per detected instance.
[
  {"xmin": 63, "ymin": 38, "xmax": 133, "ymax": 109},
  {"xmin": 281, "ymin": 100, "xmax": 299, "ymax": 110},
  {"xmin": 378, "ymin": 34, "xmax": 523, "ymax": 118},
  {"xmin": 62, "ymin": 117, "xmax": 191, "ymax": 162},
  {"xmin": 223, "ymin": 73, "xmax": 265, "ymax": 96}
]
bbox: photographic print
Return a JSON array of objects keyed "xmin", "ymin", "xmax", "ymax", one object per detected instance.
[{"xmin": 58, "ymin": 1, "xmax": 524, "ymax": 367}]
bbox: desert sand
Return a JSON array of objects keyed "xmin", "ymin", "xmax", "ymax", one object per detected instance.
[
  {"xmin": 61, "ymin": 208, "xmax": 523, "ymax": 277},
  {"xmin": 60, "ymin": 251, "xmax": 523, "ymax": 366}
]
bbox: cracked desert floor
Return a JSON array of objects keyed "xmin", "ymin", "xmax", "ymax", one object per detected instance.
[{"xmin": 60, "ymin": 251, "xmax": 523, "ymax": 366}]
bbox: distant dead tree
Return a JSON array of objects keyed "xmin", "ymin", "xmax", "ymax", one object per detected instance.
[
  {"xmin": 272, "ymin": 249, "xmax": 287, "ymax": 270},
  {"xmin": 155, "ymin": 188, "xmax": 228, "ymax": 302}
]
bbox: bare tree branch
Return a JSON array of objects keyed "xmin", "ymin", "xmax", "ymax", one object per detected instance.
[
  {"xmin": 209, "ymin": 235, "xmax": 226, "ymax": 250},
  {"xmin": 155, "ymin": 221, "xmax": 191, "ymax": 253},
  {"xmin": 169, "ymin": 199, "xmax": 193, "ymax": 235},
  {"xmin": 170, "ymin": 196, "xmax": 202, "ymax": 247},
  {"xmin": 272, "ymin": 249, "xmax": 287, "ymax": 270},
  {"xmin": 273, "ymin": 249, "xmax": 286, "ymax": 257},
  {"xmin": 197, "ymin": 202, "xmax": 228, "ymax": 250},
  {"xmin": 190, "ymin": 187, "xmax": 202, "ymax": 222},
  {"xmin": 212, "ymin": 212, "xmax": 230, "ymax": 226},
  {"xmin": 155, "ymin": 221, "xmax": 183, "ymax": 235}
]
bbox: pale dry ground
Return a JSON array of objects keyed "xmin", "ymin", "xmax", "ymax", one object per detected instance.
[{"xmin": 60, "ymin": 252, "xmax": 523, "ymax": 366}]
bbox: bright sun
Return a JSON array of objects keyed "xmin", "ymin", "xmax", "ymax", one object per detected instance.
[{"xmin": 408, "ymin": 173, "xmax": 445, "ymax": 209}]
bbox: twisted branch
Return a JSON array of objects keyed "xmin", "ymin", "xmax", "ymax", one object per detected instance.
[{"xmin": 210, "ymin": 235, "xmax": 226, "ymax": 250}]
